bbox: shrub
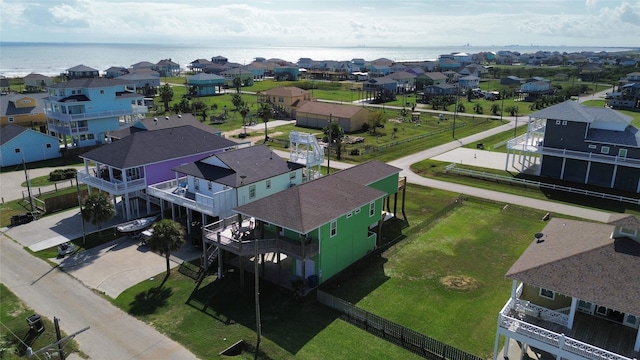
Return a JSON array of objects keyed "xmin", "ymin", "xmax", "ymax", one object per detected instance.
[
  {"xmin": 349, "ymin": 149, "xmax": 360, "ymax": 156},
  {"xmin": 49, "ymin": 168, "xmax": 77, "ymax": 181}
]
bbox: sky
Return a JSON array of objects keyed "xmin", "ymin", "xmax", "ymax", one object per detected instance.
[{"xmin": 1, "ymin": 0, "xmax": 639, "ymax": 48}]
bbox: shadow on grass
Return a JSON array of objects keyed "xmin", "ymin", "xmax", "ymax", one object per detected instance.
[{"xmin": 128, "ymin": 286, "xmax": 173, "ymax": 316}]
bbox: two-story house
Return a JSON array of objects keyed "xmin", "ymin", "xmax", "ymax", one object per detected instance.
[
  {"xmin": 24, "ymin": 73, "xmax": 53, "ymax": 92},
  {"xmin": 155, "ymin": 59, "xmax": 181, "ymax": 77},
  {"xmin": 257, "ymin": 87, "xmax": 311, "ymax": 117},
  {"xmin": 493, "ymin": 215, "xmax": 640, "ymax": 360},
  {"xmin": 77, "ymin": 125, "xmax": 238, "ymax": 220},
  {"xmin": 148, "ymin": 144, "xmax": 304, "ymax": 236},
  {"xmin": 187, "ymin": 73, "xmax": 226, "ymax": 96},
  {"xmin": 506, "ymin": 100, "xmax": 639, "ymax": 192},
  {"xmin": 44, "ymin": 78, "xmax": 148, "ymax": 149},
  {"xmin": 65, "ymin": 65, "xmax": 99, "ymax": 79},
  {"xmin": 1, "ymin": 93, "xmax": 47, "ymax": 130},
  {"xmin": 204, "ymin": 160, "xmax": 402, "ymax": 291}
]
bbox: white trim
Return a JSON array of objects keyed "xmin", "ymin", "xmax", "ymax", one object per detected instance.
[{"xmin": 539, "ymin": 288, "xmax": 555, "ymax": 300}]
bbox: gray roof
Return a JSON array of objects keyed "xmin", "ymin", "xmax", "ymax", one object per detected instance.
[
  {"xmin": 67, "ymin": 64, "xmax": 98, "ymax": 72},
  {"xmin": 234, "ymin": 174, "xmax": 386, "ymax": 234},
  {"xmin": 585, "ymin": 125, "xmax": 640, "ymax": 147},
  {"xmin": 331, "ymin": 160, "xmax": 400, "ymax": 187},
  {"xmin": 108, "ymin": 113, "xmax": 221, "ymax": 139},
  {"xmin": 1, "ymin": 93, "xmax": 47, "ymax": 116},
  {"xmin": 530, "ymin": 100, "xmax": 633, "ymax": 124},
  {"xmin": 172, "ymin": 145, "xmax": 303, "ymax": 187},
  {"xmin": 49, "ymin": 78, "xmax": 131, "ymax": 89},
  {"xmin": 0, "ymin": 124, "xmax": 27, "ymax": 144},
  {"xmin": 505, "ymin": 218, "xmax": 640, "ymax": 316},
  {"xmin": 80, "ymin": 125, "xmax": 237, "ymax": 169}
]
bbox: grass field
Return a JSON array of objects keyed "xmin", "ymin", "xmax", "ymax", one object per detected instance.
[{"xmin": 0, "ymin": 284, "xmax": 82, "ymax": 359}]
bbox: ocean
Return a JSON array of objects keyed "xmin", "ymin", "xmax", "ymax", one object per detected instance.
[{"xmin": 0, "ymin": 42, "xmax": 637, "ymax": 78}]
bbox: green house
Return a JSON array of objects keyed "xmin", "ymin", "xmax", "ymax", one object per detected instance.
[{"xmin": 209, "ymin": 160, "xmax": 401, "ymax": 290}]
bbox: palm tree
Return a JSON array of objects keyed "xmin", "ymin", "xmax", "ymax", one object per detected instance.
[
  {"xmin": 146, "ymin": 219, "xmax": 185, "ymax": 276},
  {"xmin": 231, "ymin": 94, "xmax": 243, "ymax": 111},
  {"xmin": 257, "ymin": 103, "xmax": 274, "ymax": 143},
  {"xmin": 490, "ymin": 103, "xmax": 501, "ymax": 116},
  {"xmin": 159, "ymin": 84, "xmax": 174, "ymax": 112},
  {"xmin": 82, "ymin": 192, "xmax": 115, "ymax": 237},
  {"xmin": 232, "ymin": 76, "xmax": 242, "ymax": 93},
  {"xmin": 239, "ymin": 102, "xmax": 250, "ymax": 136}
]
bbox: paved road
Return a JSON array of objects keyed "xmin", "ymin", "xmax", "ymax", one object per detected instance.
[{"xmin": 1, "ymin": 235, "xmax": 200, "ymax": 360}]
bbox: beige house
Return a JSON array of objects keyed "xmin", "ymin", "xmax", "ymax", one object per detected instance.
[
  {"xmin": 0, "ymin": 93, "xmax": 47, "ymax": 130},
  {"xmin": 257, "ymin": 86, "xmax": 311, "ymax": 117},
  {"xmin": 295, "ymin": 101, "xmax": 371, "ymax": 133}
]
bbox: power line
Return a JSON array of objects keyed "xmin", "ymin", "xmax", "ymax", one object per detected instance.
[{"xmin": 0, "ymin": 320, "xmax": 45, "ymax": 360}]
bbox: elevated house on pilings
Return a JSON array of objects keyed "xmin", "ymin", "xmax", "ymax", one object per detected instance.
[
  {"xmin": 202, "ymin": 160, "xmax": 405, "ymax": 292},
  {"xmin": 506, "ymin": 100, "xmax": 640, "ymax": 193},
  {"xmin": 493, "ymin": 215, "xmax": 640, "ymax": 360}
]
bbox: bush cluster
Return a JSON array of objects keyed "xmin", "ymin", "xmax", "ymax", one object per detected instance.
[{"xmin": 49, "ymin": 168, "xmax": 77, "ymax": 181}]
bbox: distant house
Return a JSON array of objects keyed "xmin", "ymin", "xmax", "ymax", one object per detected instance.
[
  {"xmin": 387, "ymin": 71, "xmax": 416, "ymax": 93},
  {"xmin": 187, "ymin": 73, "xmax": 226, "ymax": 96},
  {"xmin": 367, "ymin": 65, "xmax": 391, "ymax": 77},
  {"xmin": 77, "ymin": 125, "xmax": 238, "ymax": 220},
  {"xmin": 155, "ymin": 59, "xmax": 181, "ymax": 77},
  {"xmin": 1, "ymin": 93, "xmax": 47, "ymax": 130},
  {"xmin": 493, "ymin": 215, "xmax": 640, "ymax": 360},
  {"xmin": 295, "ymin": 102, "xmax": 371, "ymax": 133},
  {"xmin": 418, "ymin": 84, "xmax": 458, "ymax": 102},
  {"xmin": 580, "ymin": 63, "xmax": 603, "ymax": 81},
  {"xmin": 107, "ymin": 113, "xmax": 223, "ymax": 141},
  {"xmin": 415, "ymin": 72, "xmax": 447, "ymax": 90},
  {"xmin": 0, "ymin": 124, "xmax": 60, "ymax": 167},
  {"xmin": 370, "ymin": 58, "xmax": 394, "ymax": 67},
  {"xmin": 437, "ymin": 58, "xmax": 462, "ymax": 71},
  {"xmin": 189, "ymin": 59, "xmax": 213, "ymax": 73},
  {"xmin": 499, "ymin": 76, "xmax": 523, "ymax": 86},
  {"xmin": 606, "ymin": 83, "xmax": 640, "ymax": 112},
  {"xmin": 273, "ymin": 66, "xmax": 300, "ymax": 81},
  {"xmin": 220, "ymin": 67, "xmax": 254, "ymax": 87},
  {"xmin": 130, "ymin": 61, "xmax": 156, "ymax": 72},
  {"xmin": 44, "ymin": 78, "xmax": 148, "ymax": 149},
  {"xmin": 104, "ymin": 66, "xmax": 128, "ymax": 79},
  {"xmin": 65, "ymin": 65, "xmax": 99, "ymax": 79},
  {"xmin": 257, "ymin": 87, "xmax": 311, "ymax": 117},
  {"xmin": 211, "ymin": 55, "xmax": 228, "ymax": 64},
  {"xmin": 24, "ymin": 73, "xmax": 53, "ymax": 92},
  {"xmin": 519, "ymin": 80, "xmax": 554, "ymax": 101},
  {"xmin": 116, "ymin": 72, "xmax": 160, "ymax": 96},
  {"xmin": 458, "ymin": 75, "xmax": 480, "ymax": 89},
  {"xmin": 244, "ymin": 63, "xmax": 266, "ymax": 81},
  {"xmin": 363, "ymin": 77, "xmax": 398, "ymax": 95}
]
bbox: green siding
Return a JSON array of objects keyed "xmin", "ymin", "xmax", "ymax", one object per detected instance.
[
  {"xmin": 318, "ymin": 199, "xmax": 380, "ymax": 283},
  {"xmin": 521, "ymin": 284, "xmax": 572, "ymax": 310},
  {"xmin": 368, "ymin": 173, "xmax": 399, "ymax": 196}
]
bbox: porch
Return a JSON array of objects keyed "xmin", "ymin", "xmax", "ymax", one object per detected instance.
[
  {"xmin": 77, "ymin": 169, "xmax": 147, "ymax": 194},
  {"xmin": 147, "ymin": 177, "xmax": 235, "ymax": 218}
]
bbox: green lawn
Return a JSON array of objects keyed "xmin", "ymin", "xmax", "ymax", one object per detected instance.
[
  {"xmin": 0, "ymin": 284, "xmax": 83, "ymax": 359},
  {"xmin": 325, "ymin": 199, "xmax": 548, "ymax": 358}
]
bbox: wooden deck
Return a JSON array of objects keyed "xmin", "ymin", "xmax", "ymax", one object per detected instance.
[{"xmin": 509, "ymin": 309, "xmax": 639, "ymax": 358}]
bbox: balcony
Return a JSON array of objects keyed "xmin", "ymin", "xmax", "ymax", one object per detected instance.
[
  {"xmin": 45, "ymin": 106, "xmax": 147, "ymax": 122},
  {"xmin": 147, "ymin": 178, "xmax": 236, "ymax": 218},
  {"xmin": 203, "ymin": 222, "xmax": 319, "ymax": 260},
  {"xmin": 497, "ymin": 296, "xmax": 637, "ymax": 360},
  {"xmin": 77, "ymin": 169, "xmax": 147, "ymax": 195}
]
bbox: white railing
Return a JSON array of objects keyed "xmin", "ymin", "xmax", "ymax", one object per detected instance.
[
  {"xmin": 77, "ymin": 169, "xmax": 146, "ymax": 194},
  {"xmin": 498, "ymin": 314, "xmax": 632, "ymax": 360},
  {"xmin": 289, "ymin": 131, "xmax": 324, "ymax": 167},
  {"xmin": 514, "ymin": 299, "xmax": 569, "ymax": 327},
  {"xmin": 44, "ymin": 106, "xmax": 147, "ymax": 121},
  {"xmin": 146, "ymin": 178, "xmax": 236, "ymax": 217}
]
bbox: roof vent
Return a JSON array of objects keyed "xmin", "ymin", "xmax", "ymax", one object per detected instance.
[
  {"xmin": 165, "ymin": 116, "xmax": 170, "ymax": 120},
  {"xmin": 178, "ymin": 114, "xmax": 182, "ymax": 118},
  {"xmin": 534, "ymin": 232, "xmax": 544, "ymax": 243}
]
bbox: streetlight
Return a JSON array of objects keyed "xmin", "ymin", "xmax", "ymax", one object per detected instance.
[
  {"xmin": 75, "ymin": 173, "xmax": 87, "ymax": 245},
  {"xmin": 453, "ymin": 85, "xmax": 460, "ymax": 138}
]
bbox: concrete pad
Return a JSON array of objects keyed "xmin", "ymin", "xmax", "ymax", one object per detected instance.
[{"xmin": 431, "ymin": 147, "xmax": 539, "ymax": 173}]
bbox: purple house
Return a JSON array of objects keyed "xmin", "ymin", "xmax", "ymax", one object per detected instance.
[{"xmin": 77, "ymin": 125, "xmax": 238, "ymax": 220}]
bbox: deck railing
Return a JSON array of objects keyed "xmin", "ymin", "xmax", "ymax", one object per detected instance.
[
  {"xmin": 203, "ymin": 230, "xmax": 319, "ymax": 259},
  {"xmin": 44, "ymin": 106, "xmax": 147, "ymax": 121},
  {"xmin": 77, "ymin": 169, "xmax": 146, "ymax": 194},
  {"xmin": 147, "ymin": 178, "xmax": 235, "ymax": 217}
]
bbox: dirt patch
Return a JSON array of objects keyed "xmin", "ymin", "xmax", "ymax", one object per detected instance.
[{"xmin": 440, "ymin": 275, "xmax": 480, "ymax": 291}]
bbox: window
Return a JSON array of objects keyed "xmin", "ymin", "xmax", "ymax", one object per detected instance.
[
  {"xmin": 369, "ymin": 202, "xmax": 375, "ymax": 217},
  {"xmin": 355, "ymin": 208, "xmax": 361, "ymax": 214},
  {"xmin": 14, "ymin": 148, "xmax": 21, "ymax": 153},
  {"xmin": 562, "ymin": 120, "xmax": 567, "ymax": 125},
  {"xmin": 290, "ymin": 172, "xmax": 296, "ymax": 180},
  {"xmin": 100, "ymin": 90, "xmax": 105, "ymax": 95},
  {"xmin": 330, "ymin": 220, "xmax": 337, "ymax": 237},
  {"xmin": 249, "ymin": 185, "xmax": 256, "ymax": 198},
  {"xmin": 87, "ymin": 133, "xmax": 95, "ymax": 140},
  {"xmin": 555, "ymin": 120, "xmax": 561, "ymax": 125},
  {"xmin": 346, "ymin": 211, "xmax": 353, "ymax": 218},
  {"xmin": 539, "ymin": 288, "xmax": 555, "ymax": 300},
  {"xmin": 620, "ymin": 227, "xmax": 637, "ymax": 236},
  {"xmin": 208, "ymin": 181, "xmax": 212, "ymax": 191},
  {"xmin": 601, "ymin": 146, "xmax": 610, "ymax": 154},
  {"xmin": 619, "ymin": 149, "xmax": 628, "ymax": 158},
  {"xmin": 194, "ymin": 178, "xmax": 200, "ymax": 191},
  {"xmin": 8, "ymin": 117, "xmax": 14, "ymax": 123},
  {"xmin": 266, "ymin": 179, "xmax": 271, "ymax": 190},
  {"xmin": 588, "ymin": 144, "xmax": 597, "ymax": 149},
  {"xmin": 46, "ymin": 143, "xmax": 52, "ymax": 148},
  {"xmin": 278, "ymin": 97, "xmax": 284, "ymax": 103}
]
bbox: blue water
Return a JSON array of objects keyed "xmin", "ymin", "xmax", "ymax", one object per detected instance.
[{"xmin": 1, "ymin": 42, "xmax": 637, "ymax": 78}]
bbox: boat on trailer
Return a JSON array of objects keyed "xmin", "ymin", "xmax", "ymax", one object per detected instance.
[{"xmin": 116, "ymin": 216, "xmax": 157, "ymax": 233}]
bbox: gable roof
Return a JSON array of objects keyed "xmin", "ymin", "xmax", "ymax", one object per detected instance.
[
  {"xmin": 296, "ymin": 101, "xmax": 368, "ymax": 119},
  {"xmin": 0, "ymin": 124, "xmax": 27, "ymax": 144},
  {"xmin": 67, "ymin": 64, "xmax": 98, "ymax": 72},
  {"xmin": 1, "ymin": 93, "xmax": 47, "ymax": 116},
  {"xmin": 80, "ymin": 125, "xmax": 237, "ymax": 168},
  {"xmin": 108, "ymin": 113, "xmax": 220, "ymax": 139},
  {"xmin": 234, "ymin": 174, "xmax": 386, "ymax": 234},
  {"xmin": 505, "ymin": 218, "xmax": 640, "ymax": 316},
  {"xmin": 331, "ymin": 160, "xmax": 400, "ymax": 187},
  {"xmin": 49, "ymin": 78, "xmax": 130, "ymax": 89},
  {"xmin": 172, "ymin": 145, "xmax": 303, "ymax": 187},
  {"xmin": 529, "ymin": 100, "xmax": 633, "ymax": 124}
]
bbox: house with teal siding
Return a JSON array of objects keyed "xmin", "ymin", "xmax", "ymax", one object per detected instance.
[
  {"xmin": 203, "ymin": 160, "xmax": 401, "ymax": 290},
  {"xmin": 273, "ymin": 66, "xmax": 299, "ymax": 81},
  {"xmin": 187, "ymin": 73, "xmax": 226, "ymax": 96},
  {"xmin": 0, "ymin": 124, "xmax": 61, "ymax": 167}
]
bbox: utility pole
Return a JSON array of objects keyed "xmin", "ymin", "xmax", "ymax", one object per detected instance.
[
  {"xmin": 453, "ymin": 86, "xmax": 460, "ymax": 139},
  {"xmin": 75, "ymin": 173, "xmax": 87, "ymax": 245},
  {"xmin": 254, "ymin": 237, "xmax": 261, "ymax": 360},
  {"xmin": 327, "ymin": 114, "xmax": 332, "ymax": 174},
  {"xmin": 54, "ymin": 317, "xmax": 65, "ymax": 359},
  {"xmin": 22, "ymin": 160, "xmax": 34, "ymax": 212}
]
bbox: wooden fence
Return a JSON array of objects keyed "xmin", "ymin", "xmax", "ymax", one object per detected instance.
[{"xmin": 317, "ymin": 290, "xmax": 483, "ymax": 360}]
